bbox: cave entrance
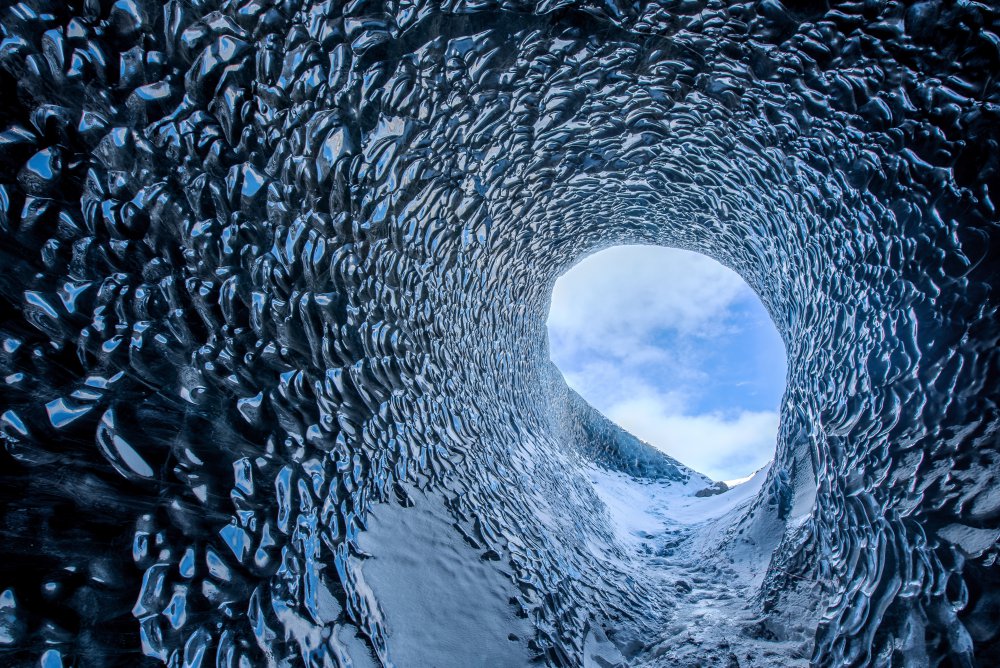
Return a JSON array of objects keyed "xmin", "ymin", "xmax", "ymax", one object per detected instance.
[{"xmin": 546, "ymin": 245, "xmax": 787, "ymax": 483}]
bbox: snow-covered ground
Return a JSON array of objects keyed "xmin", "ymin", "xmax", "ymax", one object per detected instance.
[
  {"xmin": 588, "ymin": 463, "xmax": 767, "ymax": 543},
  {"xmin": 353, "ymin": 464, "xmax": 814, "ymax": 668},
  {"xmin": 587, "ymin": 463, "xmax": 815, "ymax": 667}
]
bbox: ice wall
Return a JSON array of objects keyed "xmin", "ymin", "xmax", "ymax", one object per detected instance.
[{"xmin": 0, "ymin": 0, "xmax": 997, "ymax": 666}]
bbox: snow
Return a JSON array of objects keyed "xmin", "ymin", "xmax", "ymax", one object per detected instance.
[
  {"xmin": 354, "ymin": 489, "xmax": 536, "ymax": 667},
  {"xmin": 586, "ymin": 462, "xmax": 814, "ymax": 667},
  {"xmin": 588, "ymin": 462, "xmax": 769, "ymax": 542}
]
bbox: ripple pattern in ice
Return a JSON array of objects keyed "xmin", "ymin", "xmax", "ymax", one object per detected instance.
[{"xmin": 0, "ymin": 0, "xmax": 998, "ymax": 666}]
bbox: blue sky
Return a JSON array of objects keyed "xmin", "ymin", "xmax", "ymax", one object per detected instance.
[{"xmin": 546, "ymin": 246, "xmax": 787, "ymax": 482}]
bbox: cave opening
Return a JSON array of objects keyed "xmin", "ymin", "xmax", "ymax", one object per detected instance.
[{"xmin": 545, "ymin": 245, "xmax": 788, "ymax": 483}]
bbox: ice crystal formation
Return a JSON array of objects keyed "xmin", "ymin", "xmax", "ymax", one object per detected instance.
[{"xmin": 0, "ymin": 0, "xmax": 997, "ymax": 666}]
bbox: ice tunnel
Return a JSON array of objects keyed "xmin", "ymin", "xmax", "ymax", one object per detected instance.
[{"xmin": 0, "ymin": 0, "xmax": 998, "ymax": 667}]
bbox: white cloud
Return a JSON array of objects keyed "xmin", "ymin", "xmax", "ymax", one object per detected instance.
[
  {"xmin": 547, "ymin": 245, "xmax": 783, "ymax": 481},
  {"xmin": 607, "ymin": 397, "xmax": 779, "ymax": 482},
  {"xmin": 562, "ymin": 362, "xmax": 689, "ymax": 416},
  {"xmin": 546, "ymin": 245, "xmax": 749, "ymax": 362}
]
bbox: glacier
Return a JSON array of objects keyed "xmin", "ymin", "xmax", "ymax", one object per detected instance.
[{"xmin": 0, "ymin": 0, "xmax": 997, "ymax": 666}]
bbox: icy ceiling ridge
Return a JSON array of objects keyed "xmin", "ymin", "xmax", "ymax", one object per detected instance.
[{"xmin": 0, "ymin": 0, "xmax": 997, "ymax": 666}]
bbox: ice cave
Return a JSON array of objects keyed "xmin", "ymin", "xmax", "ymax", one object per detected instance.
[{"xmin": 0, "ymin": 0, "xmax": 997, "ymax": 666}]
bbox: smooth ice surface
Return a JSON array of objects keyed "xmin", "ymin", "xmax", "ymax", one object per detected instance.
[
  {"xmin": 355, "ymin": 488, "xmax": 536, "ymax": 667},
  {"xmin": 547, "ymin": 245, "xmax": 787, "ymax": 481},
  {"xmin": 0, "ymin": 0, "xmax": 998, "ymax": 667}
]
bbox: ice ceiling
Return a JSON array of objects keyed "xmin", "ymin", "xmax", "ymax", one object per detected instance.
[{"xmin": 0, "ymin": 0, "xmax": 997, "ymax": 667}]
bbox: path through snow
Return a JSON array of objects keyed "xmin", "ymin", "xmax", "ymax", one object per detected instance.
[{"xmin": 587, "ymin": 465, "xmax": 814, "ymax": 667}]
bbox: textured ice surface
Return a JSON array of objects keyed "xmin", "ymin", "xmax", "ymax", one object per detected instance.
[{"xmin": 0, "ymin": 0, "xmax": 998, "ymax": 666}]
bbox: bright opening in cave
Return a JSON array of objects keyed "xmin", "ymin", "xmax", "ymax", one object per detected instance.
[{"xmin": 546, "ymin": 245, "xmax": 788, "ymax": 483}]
